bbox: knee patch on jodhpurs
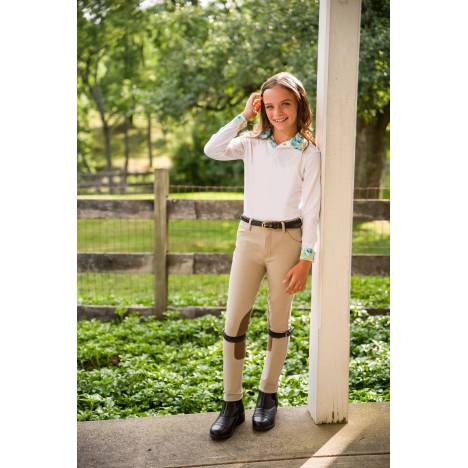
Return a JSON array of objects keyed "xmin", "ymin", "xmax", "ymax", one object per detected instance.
[
  {"xmin": 267, "ymin": 326, "xmax": 293, "ymax": 352},
  {"xmin": 223, "ymin": 308, "xmax": 252, "ymax": 360},
  {"xmin": 223, "ymin": 330, "xmax": 246, "ymax": 360}
]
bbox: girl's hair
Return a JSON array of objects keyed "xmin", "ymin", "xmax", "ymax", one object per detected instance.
[{"xmin": 246, "ymin": 71, "xmax": 315, "ymax": 147}]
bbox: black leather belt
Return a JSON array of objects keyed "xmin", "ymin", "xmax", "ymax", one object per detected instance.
[{"xmin": 240, "ymin": 215, "xmax": 302, "ymax": 229}]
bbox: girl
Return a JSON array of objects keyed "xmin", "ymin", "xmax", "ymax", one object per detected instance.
[{"xmin": 204, "ymin": 72, "xmax": 321, "ymax": 440}]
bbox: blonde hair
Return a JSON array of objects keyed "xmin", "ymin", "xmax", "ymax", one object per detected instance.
[{"xmin": 245, "ymin": 71, "xmax": 315, "ymax": 147}]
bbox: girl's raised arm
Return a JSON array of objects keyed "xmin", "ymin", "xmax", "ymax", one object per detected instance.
[
  {"xmin": 203, "ymin": 114, "xmax": 249, "ymax": 161},
  {"xmin": 203, "ymin": 93, "xmax": 261, "ymax": 161}
]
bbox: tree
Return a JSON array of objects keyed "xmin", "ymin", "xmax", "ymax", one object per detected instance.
[
  {"xmin": 148, "ymin": 0, "xmax": 320, "ymax": 184},
  {"xmin": 355, "ymin": 0, "xmax": 390, "ymax": 196},
  {"xmin": 77, "ymin": 0, "xmax": 389, "ymax": 191},
  {"xmin": 77, "ymin": 0, "xmax": 146, "ymax": 181},
  {"xmin": 144, "ymin": 0, "xmax": 389, "ymax": 190},
  {"xmin": 77, "ymin": 94, "xmax": 94, "ymax": 173}
]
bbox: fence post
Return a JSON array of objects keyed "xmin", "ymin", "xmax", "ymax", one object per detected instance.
[
  {"xmin": 154, "ymin": 168, "xmax": 169, "ymax": 317},
  {"xmin": 308, "ymin": 0, "xmax": 362, "ymax": 424}
]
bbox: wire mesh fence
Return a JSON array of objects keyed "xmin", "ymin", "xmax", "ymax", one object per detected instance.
[
  {"xmin": 77, "ymin": 184, "xmax": 390, "ymax": 308},
  {"xmin": 78, "ymin": 169, "xmax": 390, "ymax": 200},
  {"xmin": 78, "ymin": 218, "xmax": 154, "ymax": 306},
  {"xmin": 78, "ymin": 171, "xmax": 154, "ymax": 195}
]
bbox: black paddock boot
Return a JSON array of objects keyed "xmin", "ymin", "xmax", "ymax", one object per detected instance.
[
  {"xmin": 252, "ymin": 390, "xmax": 278, "ymax": 431},
  {"xmin": 209, "ymin": 399, "xmax": 245, "ymax": 440},
  {"xmin": 252, "ymin": 326, "xmax": 291, "ymax": 431}
]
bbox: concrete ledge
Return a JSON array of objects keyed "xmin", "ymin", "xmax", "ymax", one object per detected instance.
[
  {"xmin": 78, "ymin": 305, "xmax": 390, "ymax": 321},
  {"xmin": 78, "ymin": 402, "xmax": 389, "ymax": 468}
]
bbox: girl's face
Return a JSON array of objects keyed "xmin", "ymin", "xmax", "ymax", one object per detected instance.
[{"xmin": 262, "ymin": 85, "xmax": 299, "ymax": 134}]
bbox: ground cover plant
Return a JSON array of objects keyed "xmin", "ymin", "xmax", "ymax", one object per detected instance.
[
  {"xmin": 77, "ymin": 306, "xmax": 389, "ymax": 421},
  {"xmin": 78, "ymin": 274, "xmax": 389, "ymax": 310}
]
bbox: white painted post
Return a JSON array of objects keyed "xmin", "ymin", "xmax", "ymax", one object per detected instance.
[{"xmin": 308, "ymin": 0, "xmax": 362, "ymax": 424}]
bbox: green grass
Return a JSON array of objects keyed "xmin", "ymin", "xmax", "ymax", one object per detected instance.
[
  {"xmin": 352, "ymin": 220, "xmax": 389, "ymax": 254},
  {"xmin": 78, "ymin": 219, "xmax": 389, "ymax": 254},
  {"xmin": 77, "ymin": 306, "xmax": 389, "ymax": 421},
  {"xmin": 78, "ymin": 217, "xmax": 389, "ymax": 309}
]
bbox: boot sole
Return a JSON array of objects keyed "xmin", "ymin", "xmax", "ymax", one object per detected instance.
[{"xmin": 209, "ymin": 413, "xmax": 245, "ymax": 440}]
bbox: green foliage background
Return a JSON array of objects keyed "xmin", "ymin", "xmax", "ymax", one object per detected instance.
[{"xmin": 78, "ymin": 0, "xmax": 389, "ymax": 185}]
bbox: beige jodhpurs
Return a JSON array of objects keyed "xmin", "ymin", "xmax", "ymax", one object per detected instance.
[{"xmin": 223, "ymin": 218, "xmax": 303, "ymax": 401}]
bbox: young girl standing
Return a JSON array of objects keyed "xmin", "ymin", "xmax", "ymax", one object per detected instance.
[{"xmin": 204, "ymin": 72, "xmax": 321, "ymax": 440}]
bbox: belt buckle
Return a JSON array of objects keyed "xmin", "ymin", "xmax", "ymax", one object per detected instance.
[{"xmin": 261, "ymin": 220, "xmax": 274, "ymax": 228}]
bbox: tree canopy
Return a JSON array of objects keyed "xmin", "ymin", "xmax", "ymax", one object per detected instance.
[{"xmin": 78, "ymin": 0, "xmax": 389, "ymax": 188}]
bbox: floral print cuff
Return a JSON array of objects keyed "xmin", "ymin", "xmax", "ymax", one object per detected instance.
[
  {"xmin": 300, "ymin": 247, "xmax": 315, "ymax": 262},
  {"xmin": 234, "ymin": 113, "xmax": 248, "ymax": 130}
]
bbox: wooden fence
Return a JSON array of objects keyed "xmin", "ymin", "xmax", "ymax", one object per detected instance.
[
  {"xmin": 78, "ymin": 169, "xmax": 390, "ymax": 320},
  {"xmin": 78, "ymin": 170, "xmax": 154, "ymax": 194},
  {"xmin": 78, "ymin": 169, "xmax": 389, "ymax": 198}
]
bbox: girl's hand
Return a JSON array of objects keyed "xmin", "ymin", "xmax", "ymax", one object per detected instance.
[
  {"xmin": 242, "ymin": 92, "xmax": 262, "ymax": 121},
  {"xmin": 282, "ymin": 260, "xmax": 312, "ymax": 295}
]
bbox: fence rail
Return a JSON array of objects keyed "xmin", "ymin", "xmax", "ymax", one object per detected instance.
[
  {"xmin": 78, "ymin": 171, "xmax": 155, "ymax": 194},
  {"xmin": 78, "ymin": 171, "xmax": 153, "ymax": 177},
  {"xmin": 77, "ymin": 305, "xmax": 390, "ymax": 321},
  {"xmin": 78, "ymin": 252, "xmax": 389, "ymax": 276},
  {"xmin": 77, "ymin": 199, "xmax": 389, "ymax": 221},
  {"xmin": 78, "ymin": 171, "xmax": 389, "ymax": 199}
]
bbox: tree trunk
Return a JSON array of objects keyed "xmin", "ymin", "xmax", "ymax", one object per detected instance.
[
  {"xmin": 146, "ymin": 112, "xmax": 153, "ymax": 168},
  {"xmin": 354, "ymin": 102, "xmax": 390, "ymax": 198},
  {"xmin": 123, "ymin": 115, "xmax": 131, "ymax": 193},
  {"xmin": 102, "ymin": 121, "xmax": 112, "ymax": 171},
  {"xmin": 79, "ymin": 61, "xmax": 114, "ymax": 192},
  {"xmin": 92, "ymin": 83, "xmax": 112, "ymax": 172}
]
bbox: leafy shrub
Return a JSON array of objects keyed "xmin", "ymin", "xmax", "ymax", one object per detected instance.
[{"xmin": 78, "ymin": 306, "xmax": 389, "ymax": 421}]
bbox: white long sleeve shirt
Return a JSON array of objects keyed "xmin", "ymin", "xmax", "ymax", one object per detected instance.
[{"xmin": 203, "ymin": 113, "xmax": 321, "ymax": 261}]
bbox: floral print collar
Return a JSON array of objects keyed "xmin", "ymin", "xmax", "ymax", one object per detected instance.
[{"xmin": 258, "ymin": 127, "xmax": 308, "ymax": 151}]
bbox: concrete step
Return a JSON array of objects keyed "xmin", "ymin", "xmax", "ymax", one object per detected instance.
[{"xmin": 78, "ymin": 402, "xmax": 389, "ymax": 468}]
